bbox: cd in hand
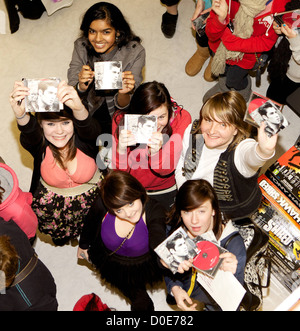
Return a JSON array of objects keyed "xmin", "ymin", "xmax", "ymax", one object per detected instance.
[{"xmin": 193, "ymin": 241, "xmax": 220, "ymax": 271}]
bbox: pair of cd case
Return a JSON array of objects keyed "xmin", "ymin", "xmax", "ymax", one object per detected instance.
[
  {"xmin": 22, "ymin": 61, "xmax": 123, "ymax": 113},
  {"xmin": 155, "ymin": 227, "xmax": 227, "ymax": 277}
]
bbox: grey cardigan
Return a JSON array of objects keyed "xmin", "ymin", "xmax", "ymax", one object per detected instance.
[{"xmin": 67, "ymin": 37, "xmax": 146, "ymax": 117}]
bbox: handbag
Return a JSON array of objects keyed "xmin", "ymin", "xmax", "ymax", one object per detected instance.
[
  {"xmin": 224, "ymin": 220, "xmax": 271, "ymax": 311},
  {"xmin": 251, "ymin": 53, "xmax": 269, "ymax": 87}
]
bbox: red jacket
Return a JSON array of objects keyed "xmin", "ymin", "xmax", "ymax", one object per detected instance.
[
  {"xmin": 0, "ymin": 163, "xmax": 37, "ymax": 239},
  {"xmin": 111, "ymin": 102, "xmax": 191, "ymax": 191},
  {"xmin": 206, "ymin": 0, "xmax": 289, "ymax": 69}
]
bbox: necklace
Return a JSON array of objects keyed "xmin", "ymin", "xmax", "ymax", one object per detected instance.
[{"xmin": 108, "ymin": 224, "xmax": 136, "ymax": 256}]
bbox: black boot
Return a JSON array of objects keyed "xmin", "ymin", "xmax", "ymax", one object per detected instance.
[
  {"xmin": 161, "ymin": 12, "xmax": 178, "ymax": 39},
  {"xmin": 4, "ymin": 0, "xmax": 20, "ymax": 33}
]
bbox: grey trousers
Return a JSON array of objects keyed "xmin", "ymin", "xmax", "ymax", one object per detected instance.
[{"xmin": 203, "ymin": 75, "xmax": 252, "ymax": 104}]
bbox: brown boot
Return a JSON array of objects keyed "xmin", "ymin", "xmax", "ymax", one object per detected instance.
[
  {"xmin": 204, "ymin": 56, "xmax": 217, "ymax": 82},
  {"xmin": 185, "ymin": 45, "xmax": 210, "ymax": 77}
]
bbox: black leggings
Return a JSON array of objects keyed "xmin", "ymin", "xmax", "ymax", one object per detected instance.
[{"xmin": 121, "ymin": 287, "xmax": 154, "ymax": 311}]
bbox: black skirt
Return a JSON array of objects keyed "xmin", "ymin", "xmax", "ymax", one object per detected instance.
[{"xmin": 88, "ymin": 238, "xmax": 163, "ymax": 294}]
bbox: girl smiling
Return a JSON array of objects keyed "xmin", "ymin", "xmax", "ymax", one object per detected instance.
[
  {"xmin": 78, "ymin": 170, "xmax": 166, "ymax": 311},
  {"xmin": 68, "ymin": 2, "xmax": 145, "ymax": 134},
  {"xmin": 10, "ymin": 81, "xmax": 103, "ymax": 246},
  {"xmin": 176, "ymin": 91, "xmax": 279, "ymax": 221},
  {"xmin": 112, "ymin": 81, "xmax": 191, "ymax": 210}
]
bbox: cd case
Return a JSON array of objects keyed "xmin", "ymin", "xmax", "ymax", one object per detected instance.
[
  {"xmin": 23, "ymin": 77, "xmax": 62, "ymax": 113},
  {"xmin": 192, "ymin": 12, "xmax": 210, "ymax": 38},
  {"xmin": 244, "ymin": 91, "xmax": 289, "ymax": 137},
  {"xmin": 94, "ymin": 61, "xmax": 123, "ymax": 90},
  {"xmin": 192, "ymin": 236, "xmax": 227, "ymax": 278},
  {"xmin": 155, "ymin": 227, "xmax": 227, "ymax": 277},
  {"xmin": 274, "ymin": 9, "xmax": 300, "ymax": 30},
  {"xmin": 154, "ymin": 227, "xmax": 198, "ymax": 274},
  {"xmin": 124, "ymin": 114, "xmax": 157, "ymax": 144}
]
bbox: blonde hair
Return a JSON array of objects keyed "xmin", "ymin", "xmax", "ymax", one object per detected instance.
[{"xmin": 195, "ymin": 91, "xmax": 251, "ymax": 150}]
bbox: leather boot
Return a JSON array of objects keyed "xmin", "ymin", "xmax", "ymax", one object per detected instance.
[
  {"xmin": 185, "ymin": 45, "xmax": 210, "ymax": 77},
  {"xmin": 204, "ymin": 56, "xmax": 217, "ymax": 82}
]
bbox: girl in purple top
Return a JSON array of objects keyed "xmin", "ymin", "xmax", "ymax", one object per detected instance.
[{"xmin": 78, "ymin": 170, "xmax": 166, "ymax": 311}]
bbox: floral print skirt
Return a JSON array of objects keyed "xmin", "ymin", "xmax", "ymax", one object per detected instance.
[{"xmin": 32, "ymin": 176, "xmax": 101, "ymax": 241}]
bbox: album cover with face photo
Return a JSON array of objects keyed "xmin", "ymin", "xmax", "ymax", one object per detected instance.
[
  {"xmin": 155, "ymin": 227, "xmax": 198, "ymax": 274},
  {"xmin": 94, "ymin": 61, "xmax": 123, "ymax": 90},
  {"xmin": 124, "ymin": 114, "xmax": 157, "ymax": 144},
  {"xmin": 244, "ymin": 91, "xmax": 289, "ymax": 137},
  {"xmin": 22, "ymin": 77, "xmax": 62, "ymax": 112}
]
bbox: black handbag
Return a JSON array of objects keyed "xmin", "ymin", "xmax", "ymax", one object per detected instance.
[{"xmin": 251, "ymin": 53, "xmax": 269, "ymax": 87}]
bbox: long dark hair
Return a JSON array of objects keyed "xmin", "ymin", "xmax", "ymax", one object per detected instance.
[
  {"xmin": 80, "ymin": 2, "xmax": 141, "ymax": 55},
  {"xmin": 268, "ymin": 0, "xmax": 300, "ymax": 81},
  {"xmin": 100, "ymin": 170, "xmax": 148, "ymax": 215},
  {"xmin": 168, "ymin": 180, "xmax": 224, "ymax": 240},
  {"xmin": 114, "ymin": 81, "xmax": 176, "ymax": 138},
  {"xmin": 36, "ymin": 107, "xmax": 76, "ymax": 170}
]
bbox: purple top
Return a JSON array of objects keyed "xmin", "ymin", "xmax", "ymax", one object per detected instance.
[{"xmin": 101, "ymin": 213, "xmax": 149, "ymax": 257}]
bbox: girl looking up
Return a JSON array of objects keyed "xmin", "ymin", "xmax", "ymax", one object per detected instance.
[
  {"xmin": 68, "ymin": 2, "xmax": 145, "ymax": 134},
  {"xmin": 10, "ymin": 81, "xmax": 103, "ymax": 246},
  {"xmin": 78, "ymin": 170, "xmax": 166, "ymax": 311},
  {"xmin": 176, "ymin": 91, "xmax": 278, "ymax": 221}
]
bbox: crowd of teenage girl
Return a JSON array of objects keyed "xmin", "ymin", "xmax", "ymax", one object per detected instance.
[{"xmin": 0, "ymin": 0, "xmax": 299, "ymax": 311}]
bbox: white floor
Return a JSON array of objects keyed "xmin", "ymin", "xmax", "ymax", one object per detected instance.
[{"xmin": 0, "ymin": 0, "xmax": 299, "ymax": 311}]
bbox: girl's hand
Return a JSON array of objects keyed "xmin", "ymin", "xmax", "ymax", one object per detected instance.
[
  {"xmin": 273, "ymin": 21, "xmax": 282, "ymax": 35},
  {"xmin": 212, "ymin": 0, "xmax": 228, "ymax": 23},
  {"xmin": 78, "ymin": 65, "xmax": 94, "ymax": 91},
  {"xmin": 171, "ymin": 286, "xmax": 198, "ymax": 311},
  {"xmin": 10, "ymin": 81, "xmax": 30, "ymax": 120},
  {"xmin": 281, "ymin": 24, "xmax": 297, "ymax": 39},
  {"xmin": 58, "ymin": 81, "xmax": 86, "ymax": 112},
  {"xmin": 117, "ymin": 129, "xmax": 137, "ymax": 154},
  {"xmin": 219, "ymin": 252, "xmax": 238, "ymax": 274},
  {"xmin": 77, "ymin": 247, "xmax": 90, "ymax": 261},
  {"xmin": 177, "ymin": 258, "xmax": 194, "ymax": 274},
  {"xmin": 148, "ymin": 132, "xmax": 163, "ymax": 155},
  {"xmin": 256, "ymin": 121, "xmax": 278, "ymax": 159},
  {"xmin": 191, "ymin": 0, "xmax": 205, "ymax": 25},
  {"xmin": 191, "ymin": 1, "xmax": 211, "ymax": 29},
  {"xmin": 119, "ymin": 71, "xmax": 135, "ymax": 95}
]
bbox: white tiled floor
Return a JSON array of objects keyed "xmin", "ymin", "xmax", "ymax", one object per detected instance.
[{"xmin": 0, "ymin": 0, "xmax": 299, "ymax": 311}]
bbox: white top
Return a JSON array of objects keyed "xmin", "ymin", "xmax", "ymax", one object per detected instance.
[
  {"xmin": 286, "ymin": 33, "xmax": 300, "ymax": 83},
  {"xmin": 175, "ymin": 123, "xmax": 274, "ymax": 188}
]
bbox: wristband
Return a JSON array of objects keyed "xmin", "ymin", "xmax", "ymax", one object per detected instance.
[{"xmin": 15, "ymin": 112, "xmax": 27, "ymax": 120}]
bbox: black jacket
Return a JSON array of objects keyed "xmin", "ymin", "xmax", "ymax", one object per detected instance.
[{"xmin": 0, "ymin": 218, "xmax": 57, "ymax": 311}]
